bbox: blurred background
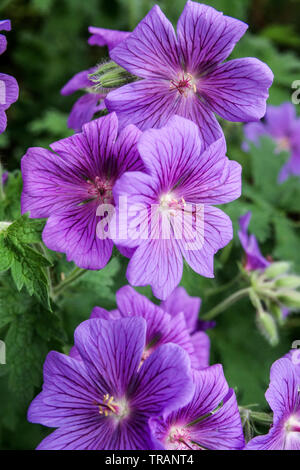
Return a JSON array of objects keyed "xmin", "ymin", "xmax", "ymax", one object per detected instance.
[{"xmin": 0, "ymin": 0, "xmax": 300, "ymax": 450}]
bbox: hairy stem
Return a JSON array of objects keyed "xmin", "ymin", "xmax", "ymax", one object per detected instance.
[{"xmin": 201, "ymin": 287, "xmax": 251, "ymax": 320}]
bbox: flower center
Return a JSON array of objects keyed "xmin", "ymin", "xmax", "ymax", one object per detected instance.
[
  {"xmin": 285, "ymin": 414, "xmax": 300, "ymax": 434},
  {"xmin": 159, "ymin": 193, "xmax": 186, "ymax": 215},
  {"xmin": 170, "ymin": 72, "xmax": 197, "ymax": 97},
  {"xmin": 167, "ymin": 426, "xmax": 198, "ymax": 450},
  {"xmin": 87, "ymin": 176, "xmax": 114, "ymax": 203},
  {"xmin": 275, "ymin": 137, "xmax": 290, "ymax": 153},
  {"xmin": 94, "ymin": 394, "xmax": 129, "ymax": 419}
]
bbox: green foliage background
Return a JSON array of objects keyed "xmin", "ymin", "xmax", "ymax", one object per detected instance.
[{"xmin": 0, "ymin": 0, "xmax": 300, "ymax": 449}]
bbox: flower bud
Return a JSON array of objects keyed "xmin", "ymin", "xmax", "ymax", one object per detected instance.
[
  {"xmin": 275, "ymin": 276, "xmax": 300, "ymax": 289},
  {"xmin": 264, "ymin": 262, "xmax": 290, "ymax": 279},
  {"xmin": 88, "ymin": 61, "xmax": 136, "ymax": 91},
  {"xmin": 277, "ymin": 291, "xmax": 300, "ymax": 309},
  {"xmin": 256, "ymin": 311, "xmax": 279, "ymax": 346}
]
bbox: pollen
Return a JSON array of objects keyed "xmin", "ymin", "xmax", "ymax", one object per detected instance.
[
  {"xmin": 96, "ymin": 394, "xmax": 118, "ymax": 417},
  {"xmin": 160, "ymin": 193, "xmax": 186, "ymax": 215},
  {"xmin": 170, "ymin": 72, "xmax": 197, "ymax": 97}
]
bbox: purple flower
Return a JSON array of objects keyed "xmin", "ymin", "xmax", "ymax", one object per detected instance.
[
  {"xmin": 161, "ymin": 285, "xmax": 214, "ymax": 332},
  {"xmin": 21, "ymin": 113, "xmax": 143, "ymax": 270},
  {"xmin": 243, "ymin": 103, "xmax": 300, "ymax": 182},
  {"xmin": 238, "ymin": 211, "xmax": 270, "ymax": 272},
  {"xmin": 28, "ymin": 317, "xmax": 194, "ymax": 450},
  {"xmin": 246, "ymin": 352, "xmax": 300, "ymax": 450},
  {"xmin": 106, "ymin": 2, "xmax": 273, "ymax": 147},
  {"xmin": 1, "ymin": 170, "xmax": 8, "ymax": 185},
  {"xmin": 71, "ymin": 285, "xmax": 209, "ymax": 370},
  {"xmin": 61, "ymin": 28, "xmax": 128, "ymax": 132},
  {"xmin": 113, "ymin": 115, "xmax": 241, "ymax": 299},
  {"xmin": 88, "ymin": 27, "xmax": 130, "ymax": 51},
  {"xmin": 150, "ymin": 364, "xmax": 245, "ymax": 450},
  {"xmin": 61, "ymin": 68, "xmax": 106, "ymax": 132},
  {"xmin": 160, "ymin": 286, "xmax": 211, "ymax": 368},
  {"xmin": 0, "ymin": 20, "xmax": 19, "ymax": 134}
]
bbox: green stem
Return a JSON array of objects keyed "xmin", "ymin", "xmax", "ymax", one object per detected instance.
[
  {"xmin": 52, "ymin": 266, "xmax": 87, "ymax": 299},
  {"xmin": 205, "ymin": 273, "xmax": 242, "ymax": 298},
  {"xmin": 201, "ymin": 287, "xmax": 251, "ymax": 320}
]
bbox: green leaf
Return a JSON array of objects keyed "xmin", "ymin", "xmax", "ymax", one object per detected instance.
[{"xmin": 0, "ymin": 215, "xmax": 52, "ymax": 309}]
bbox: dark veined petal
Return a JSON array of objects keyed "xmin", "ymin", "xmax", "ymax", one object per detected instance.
[
  {"xmin": 200, "ymin": 58, "xmax": 273, "ymax": 122},
  {"xmin": 177, "ymin": 1, "xmax": 248, "ymax": 73},
  {"xmin": 110, "ymin": 5, "xmax": 180, "ymax": 79}
]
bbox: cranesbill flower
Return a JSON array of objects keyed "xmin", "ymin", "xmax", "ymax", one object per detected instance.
[
  {"xmin": 246, "ymin": 352, "xmax": 300, "ymax": 450},
  {"xmin": 238, "ymin": 211, "xmax": 270, "ymax": 272},
  {"xmin": 243, "ymin": 102, "xmax": 300, "ymax": 182},
  {"xmin": 28, "ymin": 317, "xmax": 194, "ymax": 450},
  {"xmin": 21, "ymin": 113, "xmax": 143, "ymax": 270},
  {"xmin": 150, "ymin": 364, "xmax": 245, "ymax": 450},
  {"xmin": 160, "ymin": 286, "xmax": 211, "ymax": 368},
  {"xmin": 106, "ymin": 1, "xmax": 273, "ymax": 147},
  {"xmin": 88, "ymin": 27, "xmax": 130, "ymax": 50},
  {"xmin": 113, "ymin": 115, "xmax": 241, "ymax": 299},
  {"xmin": 61, "ymin": 28, "xmax": 128, "ymax": 132},
  {"xmin": 0, "ymin": 20, "xmax": 19, "ymax": 134},
  {"xmin": 61, "ymin": 67, "xmax": 106, "ymax": 132},
  {"xmin": 70, "ymin": 285, "xmax": 209, "ymax": 370}
]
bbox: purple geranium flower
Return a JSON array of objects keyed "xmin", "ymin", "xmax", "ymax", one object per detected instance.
[
  {"xmin": 113, "ymin": 115, "xmax": 241, "ymax": 299},
  {"xmin": 150, "ymin": 364, "xmax": 245, "ymax": 450},
  {"xmin": 28, "ymin": 317, "xmax": 194, "ymax": 450},
  {"xmin": 21, "ymin": 112, "xmax": 143, "ymax": 269},
  {"xmin": 0, "ymin": 20, "xmax": 19, "ymax": 134},
  {"xmin": 246, "ymin": 352, "xmax": 300, "ymax": 450},
  {"xmin": 238, "ymin": 211, "xmax": 270, "ymax": 272},
  {"xmin": 61, "ymin": 28, "xmax": 128, "ymax": 132},
  {"xmin": 88, "ymin": 27, "xmax": 130, "ymax": 50},
  {"xmin": 243, "ymin": 102, "xmax": 300, "ymax": 182},
  {"xmin": 106, "ymin": 1, "xmax": 273, "ymax": 147},
  {"xmin": 160, "ymin": 286, "xmax": 211, "ymax": 368},
  {"xmin": 61, "ymin": 68, "xmax": 106, "ymax": 132},
  {"xmin": 1, "ymin": 170, "xmax": 8, "ymax": 185},
  {"xmin": 70, "ymin": 285, "xmax": 209, "ymax": 370}
]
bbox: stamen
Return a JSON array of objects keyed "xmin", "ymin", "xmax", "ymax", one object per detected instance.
[
  {"xmin": 94, "ymin": 394, "xmax": 119, "ymax": 416},
  {"xmin": 86, "ymin": 176, "xmax": 114, "ymax": 203},
  {"xmin": 170, "ymin": 72, "xmax": 197, "ymax": 97}
]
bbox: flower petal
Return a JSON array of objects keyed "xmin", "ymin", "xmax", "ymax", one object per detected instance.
[
  {"xmin": 160, "ymin": 286, "xmax": 201, "ymax": 333},
  {"xmin": 179, "ymin": 206, "xmax": 233, "ymax": 278},
  {"xmin": 110, "ymin": 5, "xmax": 180, "ymax": 79},
  {"xmin": 130, "ymin": 343, "xmax": 194, "ymax": 416},
  {"xmin": 67, "ymin": 93, "xmax": 105, "ymax": 132},
  {"xmin": 42, "ymin": 203, "xmax": 113, "ymax": 270},
  {"xmin": 28, "ymin": 351, "xmax": 102, "ymax": 428},
  {"xmin": 0, "ymin": 73, "xmax": 19, "ymax": 110},
  {"xmin": 200, "ymin": 58, "xmax": 273, "ymax": 122},
  {"xmin": 177, "ymin": 1, "xmax": 248, "ymax": 73},
  {"xmin": 88, "ymin": 27, "xmax": 130, "ymax": 51},
  {"xmin": 126, "ymin": 238, "xmax": 183, "ymax": 300},
  {"xmin": 74, "ymin": 317, "xmax": 146, "ymax": 398}
]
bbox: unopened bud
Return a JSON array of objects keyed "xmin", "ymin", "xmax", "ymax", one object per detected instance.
[
  {"xmin": 269, "ymin": 302, "xmax": 285, "ymax": 325},
  {"xmin": 88, "ymin": 61, "xmax": 137, "ymax": 91},
  {"xmin": 256, "ymin": 311, "xmax": 279, "ymax": 346},
  {"xmin": 264, "ymin": 262, "xmax": 290, "ymax": 279},
  {"xmin": 277, "ymin": 291, "xmax": 300, "ymax": 309},
  {"xmin": 275, "ymin": 276, "xmax": 300, "ymax": 289}
]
